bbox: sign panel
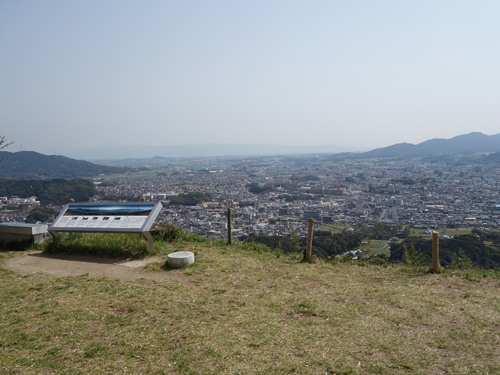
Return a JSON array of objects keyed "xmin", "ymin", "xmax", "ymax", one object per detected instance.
[{"xmin": 49, "ymin": 202, "xmax": 163, "ymax": 233}]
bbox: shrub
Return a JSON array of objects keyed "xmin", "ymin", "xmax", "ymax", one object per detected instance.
[
  {"xmin": 401, "ymin": 242, "xmax": 427, "ymax": 267},
  {"xmin": 151, "ymin": 224, "xmax": 184, "ymax": 242},
  {"xmin": 449, "ymin": 249, "xmax": 474, "ymax": 270}
]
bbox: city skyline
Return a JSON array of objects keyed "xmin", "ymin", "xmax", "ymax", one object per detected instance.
[{"xmin": 1, "ymin": 1, "xmax": 499, "ymax": 156}]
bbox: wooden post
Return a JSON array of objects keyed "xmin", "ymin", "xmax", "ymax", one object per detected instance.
[
  {"xmin": 227, "ymin": 208, "xmax": 232, "ymax": 245},
  {"xmin": 432, "ymin": 231, "xmax": 440, "ymax": 273},
  {"xmin": 305, "ymin": 218, "xmax": 314, "ymax": 263}
]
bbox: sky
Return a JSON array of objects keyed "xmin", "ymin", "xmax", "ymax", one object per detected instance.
[{"xmin": 1, "ymin": 0, "xmax": 500, "ymax": 158}]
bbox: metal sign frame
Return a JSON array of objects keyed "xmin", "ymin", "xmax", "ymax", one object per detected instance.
[{"xmin": 49, "ymin": 202, "xmax": 163, "ymax": 253}]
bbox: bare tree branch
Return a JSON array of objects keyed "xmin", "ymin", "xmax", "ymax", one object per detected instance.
[{"xmin": 0, "ymin": 136, "xmax": 13, "ymax": 150}]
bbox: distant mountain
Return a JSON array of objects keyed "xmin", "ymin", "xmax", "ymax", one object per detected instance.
[
  {"xmin": 326, "ymin": 132, "xmax": 500, "ymax": 161},
  {"xmin": 363, "ymin": 132, "xmax": 500, "ymax": 158},
  {"xmin": 6, "ymin": 133, "xmax": 500, "ymax": 172},
  {"xmin": 63, "ymin": 143, "xmax": 359, "ymax": 160},
  {"xmin": 0, "ymin": 151, "xmax": 128, "ymax": 179}
]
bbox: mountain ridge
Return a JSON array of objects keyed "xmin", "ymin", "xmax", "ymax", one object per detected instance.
[
  {"xmin": 362, "ymin": 132, "xmax": 500, "ymax": 158},
  {"xmin": 0, "ymin": 151, "xmax": 127, "ymax": 179},
  {"xmin": 63, "ymin": 143, "xmax": 358, "ymax": 160},
  {"xmin": 67, "ymin": 132, "xmax": 500, "ymax": 161},
  {"xmin": 1, "ymin": 132, "xmax": 500, "ymax": 179}
]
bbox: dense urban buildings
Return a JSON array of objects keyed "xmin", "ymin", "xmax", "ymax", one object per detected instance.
[{"xmin": 3, "ymin": 155, "xmax": 500, "ymax": 239}]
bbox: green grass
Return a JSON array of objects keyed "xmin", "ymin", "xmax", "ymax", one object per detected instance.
[
  {"xmin": 100, "ymin": 169, "xmax": 169, "ymax": 179},
  {"xmin": 437, "ymin": 227, "xmax": 474, "ymax": 237},
  {"xmin": 1, "ymin": 233, "xmax": 499, "ymax": 374},
  {"xmin": 43, "ymin": 233, "xmax": 153, "ymax": 258},
  {"xmin": 320, "ymin": 223, "xmax": 348, "ymax": 234},
  {"xmin": 359, "ymin": 239, "xmax": 391, "ymax": 257},
  {"xmin": 409, "ymin": 228, "xmax": 474, "ymax": 238}
]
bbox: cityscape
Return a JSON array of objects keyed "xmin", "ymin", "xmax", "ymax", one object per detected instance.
[
  {"xmin": 4, "ymin": 154, "xmax": 498, "ymax": 241},
  {"xmin": 118, "ymin": 156, "xmax": 500, "ymax": 238}
]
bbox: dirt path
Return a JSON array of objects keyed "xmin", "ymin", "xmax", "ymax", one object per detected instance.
[{"xmin": 3, "ymin": 251, "xmax": 170, "ymax": 281}]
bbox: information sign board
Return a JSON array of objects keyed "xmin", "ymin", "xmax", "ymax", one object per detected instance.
[{"xmin": 49, "ymin": 202, "xmax": 163, "ymax": 252}]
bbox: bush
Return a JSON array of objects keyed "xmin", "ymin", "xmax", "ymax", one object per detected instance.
[
  {"xmin": 401, "ymin": 242, "xmax": 427, "ymax": 267},
  {"xmin": 449, "ymin": 249, "xmax": 474, "ymax": 270},
  {"xmin": 151, "ymin": 224, "xmax": 184, "ymax": 242}
]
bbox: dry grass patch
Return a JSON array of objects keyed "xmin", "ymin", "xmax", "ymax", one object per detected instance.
[{"xmin": 1, "ymin": 245, "xmax": 499, "ymax": 374}]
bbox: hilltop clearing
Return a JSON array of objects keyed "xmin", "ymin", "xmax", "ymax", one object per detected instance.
[{"xmin": 1, "ymin": 241, "xmax": 499, "ymax": 375}]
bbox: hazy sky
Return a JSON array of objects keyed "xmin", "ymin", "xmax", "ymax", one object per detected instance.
[{"xmin": 1, "ymin": 0, "xmax": 499, "ymax": 156}]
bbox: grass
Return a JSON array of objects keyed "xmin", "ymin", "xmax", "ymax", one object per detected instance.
[
  {"xmin": 359, "ymin": 239, "xmax": 390, "ymax": 257},
  {"xmin": 320, "ymin": 223, "xmax": 348, "ymax": 234},
  {"xmin": 1, "ymin": 233, "xmax": 499, "ymax": 374},
  {"xmin": 43, "ymin": 233, "xmax": 153, "ymax": 258},
  {"xmin": 437, "ymin": 228, "xmax": 474, "ymax": 237},
  {"xmin": 408, "ymin": 227, "xmax": 474, "ymax": 237}
]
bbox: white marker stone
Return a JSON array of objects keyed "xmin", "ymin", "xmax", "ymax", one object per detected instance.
[{"xmin": 167, "ymin": 251, "xmax": 195, "ymax": 268}]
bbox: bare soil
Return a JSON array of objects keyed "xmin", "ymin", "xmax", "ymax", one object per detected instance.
[{"xmin": 3, "ymin": 251, "xmax": 169, "ymax": 281}]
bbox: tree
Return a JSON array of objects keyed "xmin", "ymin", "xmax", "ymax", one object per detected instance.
[
  {"xmin": 0, "ymin": 136, "xmax": 13, "ymax": 150},
  {"xmin": 0, "ymin": 136, "xmax": 13, "ymax": 163},
  {"xmin": 168, "ymin": 192, "xmax": 212, "ymax": 206},
  {"xmin": 0, "ymin": 179, "xmax": 96, "ymax": 205},
  {"xmin": 25, "ymin": 206, "xmax": 58, "ymax": 224},
  {"xmin": 247, "ymin": 182, "xmax": 272, "ymax": 194}
]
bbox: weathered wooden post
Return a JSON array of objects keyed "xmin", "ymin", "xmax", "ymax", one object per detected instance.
[
  {"xmin": 227, "ymin": 208, "xmax": 232, "ymax": 245},
  {"xmin": 305, "ymin": 218, "xmax": 314, "ymax": 263},
  {"xmin": 432, "ymin": 231, "xmax": 440, "ymax": 273}
]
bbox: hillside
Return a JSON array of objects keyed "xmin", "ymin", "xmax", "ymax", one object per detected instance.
[
  {"xmin": 485, "ymin": 151, "xmax": 500, "ymax": 163},
  {"xmin": 363, "ymin": 132, "xmax": 500, "ymax": 158},
  {"xmin": 1, "ymin": 235, "xmax": 499, "ymax": 374},
  {"xmin": 0, "ymin": 178, "xmax": 97, "ymax": 205},
  {"xmin": 0, "ymin": 151, "xmax": 127, "ymax": 179},
  {"xmin": 5, "ymin": 133, "xmax": 500, "ymax": 168},
  {"xmin": 327, "ymin": 132, "xmax": 500, "ymax": 161}
]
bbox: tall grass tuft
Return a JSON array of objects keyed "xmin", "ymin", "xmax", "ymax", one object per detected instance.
[{"xmin": 43, "ymin": 233, "xmax": 147, "ymax": 258}]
